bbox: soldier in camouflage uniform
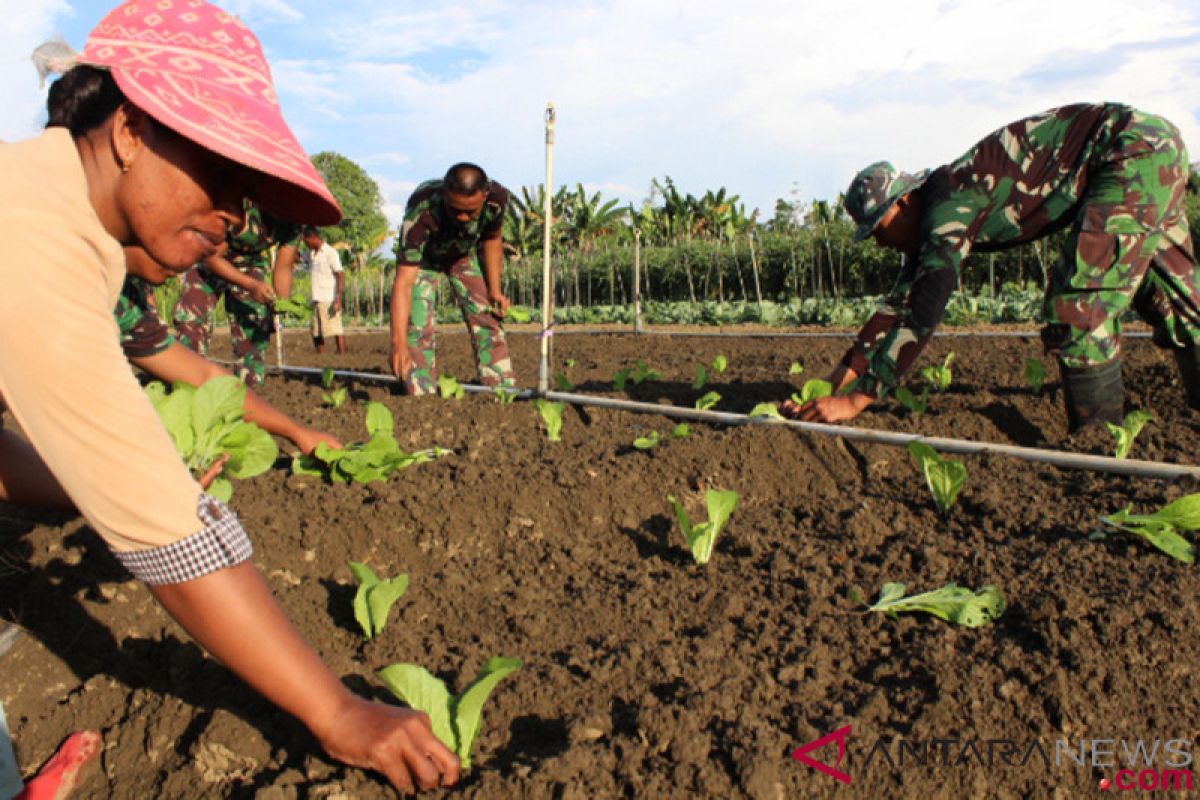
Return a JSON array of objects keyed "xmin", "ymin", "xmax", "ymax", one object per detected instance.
[
  {"xmin": 787, "ymin": 102, "xmax": 1200, "ymax": 432},
  {"xmin": 388, "ymin": 162, "xmax": 516, "ymax": 395},
  {"xmin": 173, "ymin": 200, "xmax": 300, "ymax": 386}
]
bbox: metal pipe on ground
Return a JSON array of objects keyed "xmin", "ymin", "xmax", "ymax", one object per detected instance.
[{"xmin": 267, "ymin": 364, "xmax": 1199, "ymax": 481}]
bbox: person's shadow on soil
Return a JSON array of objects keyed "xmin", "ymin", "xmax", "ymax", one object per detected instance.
[{"xmin": 975, "ymin": 401, "xmax": 1048, "ymax": 447}]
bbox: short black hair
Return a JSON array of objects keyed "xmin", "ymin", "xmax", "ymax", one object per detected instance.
[
  {"xmin": 301, "ymin": 225, "xmax": 323, "ymax": 239},
  {"xmin": 46, "ymin": 66, "xmax": 127, "ymax": 136},
  {"xmin": 443, "ymin": 162, "xmax": 489, "ymax": 195}
]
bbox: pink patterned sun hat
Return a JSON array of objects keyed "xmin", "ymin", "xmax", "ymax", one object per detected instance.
[{"xmin": 78, "ymin": 0, "xmax": 341, "ymax": 225}]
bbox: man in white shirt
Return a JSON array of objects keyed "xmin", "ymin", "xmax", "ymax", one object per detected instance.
[{"xmin": 303, "ymin": 226, "xmax": 346, "ymax": 354}]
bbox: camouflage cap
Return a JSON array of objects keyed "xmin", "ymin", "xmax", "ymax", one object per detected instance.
[{"xmin": 844, "ymin": 161, "xmax": 929, "ymax": 242}]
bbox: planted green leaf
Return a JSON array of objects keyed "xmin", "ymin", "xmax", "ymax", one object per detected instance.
[
  {"xmin": 554, "ymin": 372, "xmax": 575, "ymax": 391},
  {"xmin": 365, "ymin": 401, "xmax": 395, "ymax": 437},
  {"xmin": 290, "ymin": 409, "xmax": 450, "ymax": 485},
  {"xmin": 868, "ymin": 582, "xmax": 1005, "ymax": 627},
  {"xmin": 633, "ymin": 431, "xmax": 661, "ymax": 450},
  {"xmin": 672, "ymin": 423, "xmax": 691, "ymax": 438},
  {"xmin": 788, "ymin": 362, "xmax": 805, "ymax": 375},
  {"xmin": 1024, "ymin": 358, "xmax": 1046, "ymax": 394},
  {"xmin": 711, "ymin": 355, "xmax": 728, "ymax": 374},
  {"xmin": 438, "ymin": 375, "xmax": 466, "ymax": 400},
  {"xmin": 533, "ymin": 399, "xmax": 565, "ymax": 441},
  {"xmin": 692, "ymin": 365, "xmax": 709, "ymax": 391},
  {"xmin": 749, "ymin": 402, "xmax": 784, "ymax": 420},
  {"xmin": 1100, "ymin": 494, "xmax": 1200, "ymax": 563},
  {"xmin": 791, "ymin": 379, "xmax": 833, "ymax": 406},
  {"xmin": 895, "ymin": 386, "xmax": 929, "ymax": 416},
  {"xmin": 1106, "ymin": 409, "xmax": 1153, "ymax": 460},
  {"xmin": 668, "ymin": 489, "xmax": 740, "ymax": 565},
  {"xmin": 613, "ymin": 368, "xmax": 632, "ymax": 392},
  {"xmin": 907, "ymin": 441, "xmax": 966, "ymax": 515},
  {"xmin": 632, "ymin": 360, "xmax": 660, "ymax": 384},
  {"xmin": 921, "ymin": 352, "xmax": 955, "ymax": 393},
  {"xmin": 695, "ymin": 391, "xmax": 721, "ymax": 411},
  {"xmin": 321, "ymin": 367, "xmax": 336, "ymax": 390},
  {"xmin": 379, "ymin": 656, "xmax": 522, "ymax": 771},
  {"xmin": 495, "ymin": 387, "xmax": 520, "ymax": 405},
  {"xmin": 348, "ymin": 561, "xmax": 410, "ymax": 640},
  {"xmin": 323, "ymin": 386, "xmax": 348, "ymax": 408}
]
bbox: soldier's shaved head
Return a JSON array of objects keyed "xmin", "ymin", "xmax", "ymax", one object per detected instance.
[{"xmin": 444, "ymin": 163, "xmax": 489, "ymax": 195}]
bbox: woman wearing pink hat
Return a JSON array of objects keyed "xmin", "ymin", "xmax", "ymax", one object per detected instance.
[{"xmin": 0, "ymin": 1, "xmax": 459, "ymax": 794}]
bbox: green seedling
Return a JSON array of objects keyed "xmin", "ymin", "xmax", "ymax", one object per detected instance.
[
  {"xmin": 633, "ymin": 431, "xmax": 661, "ymax": 450},
  {"xmin": 921, "ymin": 352, "xmax": 955, "ymax": 393},
  {"xmin": 321, "ymin": 367, "xmax": 336, "ymax": 390},
  {"xmin": 632, "ymin": 360, "xmax": 660, "ymax": 384},
  {"xmin": 1106, "ymin": 409, "xmax": 1153, "ymax": 460},
  {"xmin": 379, "ymin": 656, "xmax": 522, "ymax": 771},
  {"xmin": 672, "ymin": 423, "xmax": 691, "ymax": 438},
  {"xmin": 293, "ymin": 401, "xmax": 450, "ymax": 484},
  {"xmin": 323, "ymin": 386, "xmax": 349, "ymax": 408},
  {"xmin": 711, "ymin": 355, "xmax": 728, "ymax": 373},
  {"xmin": 895, "ymin": 386, "xmax": 929, "ymax": 416},
  {"xmin": 438, "ymin": 375, "xmax": 466, "ymax": 400},
  {"xmin": 146, "ymin": 376, "xmax": 278, "ymax": 501},
  {"xmin": 788, "ymin": 362, "xmax": 805, "ymax": 376},
  {"xmin": 866, "ymin": 582, "xmax": 1005, "ymax": 628},
  {"xmin": 790, "ymin": 379, "xmax": 833, "ymax": 406},
  {"xmin": 533, "ymin": 399, "xmax": 565, "ymax": 441},
  {"xmin": 907, "ymin": 441, "xmax": 966, "ymax": 515},
  {"xmin": 273, "ymin": 295, "xmax": 312, "ymax": 322},
  {"xmin": 692, "ymin": 365, "xmax": 709, "ymax": 391},
  {"xmin": 554, "ymin": 372, "xmax": 575, "ymax": 391},
  {"xmin": 613, "ymin": 367, "xmax": 632, "ymax": 392},
  {"xmin": 495, "ymin": 387, "xmax": 520, "ymax": 406},
  {"xmin": 1100, "ymin": 493, "xmax": 1200, "ymax": 564},
  {"xmin": 749, "ymin": 402, "xmax": 784, "ymax": 420},
  {"xmin": 668, "ymin": 489, "xmax": 740, "ymax": 565},
  {"xmin": 347, "ymin": 562, "xmax": 409, "ymax": 640},
  {"xmin": 565, "ymin": 358, "xmax": 577, "ymax": 368},
  {"xmin": 1024, "ymin": 358, "xmax": 1047, "ymax": 394},
  {"xmin": 695, "ymin": 391, "xmax": 721, "ymax": 411}
]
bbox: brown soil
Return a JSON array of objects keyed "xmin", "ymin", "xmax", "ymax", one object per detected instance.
[{"xmin": 4, "ymin": 327, "xmax": 1200, "ymax": 799}]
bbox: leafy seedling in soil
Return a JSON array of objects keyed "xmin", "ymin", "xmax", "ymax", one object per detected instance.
[
  {"xmin": 672, "ymin": 423, "xmax": 691, "ymax": 438},
  {"xmin": 632, "ymin": 360, "xmax": 660, "ymax": 384},
  {"xmin": 693, "ymin": 355, "xmax": 729, "ymax": 389},
  {"xmin": 692, "ymin": 365, "xmax": 709, "ymax": 391},
  {"xmin": 613, "ymin": 368, "xmax": 632, "ymax": 392},
  {"xmin": 292, "ymin": 401, "xmax": 450, "ymax": 484},
  {"xmin": 320, "ymin": 367, "xmax": 336, "ymax": 390},
  {"xmin": 438, "ymin": 375, "xmax": 466, "ymax": 400},
  {"xmin": 866, "ymin": 582, "xmax": 1005, "ymax": 628},
  {"xmin": 1099, "ymin": 493, "xmax": 1200, "ymax": 564},
  {"xmin": 554, "ymin": 372, "xmax": 575, "ymax": 391},
  {"xmin": 1024, "ymin": 358, "xmax": 1047, "ymax": 395},
  {"xmin": 146, "ymin": 376, "xmax": 278, "ymax": 501},
  {"xmin": 749, "ymin": 402, "xmax": 784, "ymax": 420},
  {"xmin": 895, "ymin": 386, "xmax": 929, "ymax": 416},
  {"xmin": 378, "ymin": 656, "xmax": 522, "ymax": 771},
  {"xmin": 323, "ymin": 386, "xmax": 349, "ymax": 408},
  {"xmin": 668, "ymin": 489, "xmax": 740, "ymax": 565},
  {"xmin": 273, "ymin": 295, "xmax": 313, "ymax": 323},
  {"xmin": 921, "ymin": 352, "xmax": 955, "ymax": 393},
  {"xmin": 907, "ymin": 441, "xmax": 966, "ymax": 515},
  {"xmin": 1106, "ymin": 409, "xmax": 1153, "ymax": 460},
  {"xmin": 633, "ymin": 431, "xmax": 661, "ymax": 450},
  {"xmin": 694, "ymin": 391, "xmax": 721, "ymax": 411},
  {"xmin": 533, "ymin": 399, "xmax": 565, "ymax": 441},
  {"xmin": 711, "ymin": 354, "xmax": 728, "ymax": 373},
  {"xmin": 494, "ymin": 387, "xmax": 520, "ymax": 405},
  {"xmin": 789, "ymin": 362, "xmax": 805, "ymax": 375},
  {"xmin": 791, "ymin": 379, "xmax": 833, "ymax": 406},
  {"xmin": 347, "ymin": 562, "xmax": 409, "ymax": 640}
]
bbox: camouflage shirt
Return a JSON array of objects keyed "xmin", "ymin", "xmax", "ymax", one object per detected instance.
[
  {"xmin": 115, "ymin": 276, "xmax": 175, "ymax": 359},
  {"xmin": 851, "ymin": 102, "xmax": 1133, "ymax": 395},
  {"xmin": 394, "ymin": 179, "xmax": 509, "ymax": 269},
  {"xmin": 225, "ymin": 201, "xmax": 301, "ymax": 272}
]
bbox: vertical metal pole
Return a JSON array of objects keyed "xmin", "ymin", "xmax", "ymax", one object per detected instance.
[
  {"xmin": 633, "ymin": 228, "xmax": 643, "ymax": 333},
  {"xmin": 538, "ymin": 103, "xmax": 556, "ymax": 395}
]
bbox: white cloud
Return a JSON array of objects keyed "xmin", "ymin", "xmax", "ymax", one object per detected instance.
[
  {"xmin": 0, "ymin": 0, "xmax": 72, "ymax": 142},
  {"xmin": 220, "ymin": 0, "xmax": 303, "ymax": 23}
]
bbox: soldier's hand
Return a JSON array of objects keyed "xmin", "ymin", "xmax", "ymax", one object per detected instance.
[
  {"xmin": 250, "ymin": 280, "xmax": 276, "ymax": 305},
  {"xmin": 389, "ymin": 346, "xmax": 413, "ymax": 383},
  {"xmin": 781, "ymin": 392, "xmax": 875, "ymax": 423},
  {"xmin": 488, "ymin": 292, "xmax": 511, "ymax": 320}
]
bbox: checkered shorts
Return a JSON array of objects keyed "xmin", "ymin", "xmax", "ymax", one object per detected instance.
[{"xmin": 111, "ymin": 494, "xmax": 253, "ymax": 585}]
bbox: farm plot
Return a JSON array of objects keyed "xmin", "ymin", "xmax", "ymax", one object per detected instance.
[{"xmin": 4, "ymin": 328, "xmax": 1200, "ymax": 799}]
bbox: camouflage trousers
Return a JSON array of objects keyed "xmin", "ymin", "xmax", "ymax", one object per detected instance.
[
  {"xmin": 1043, "ymin": 110, "xmax": 1200, "ymax": 367},
  {"xmin": 173, "ymin": 265, "xmax": 272, "ymax": 386},
  {"xmin": 404, "ymin": 257, "xmax": 515, "ymax": 395}
]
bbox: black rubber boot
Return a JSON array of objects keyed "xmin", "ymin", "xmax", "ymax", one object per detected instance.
[
  {"xmin": 1173, "ymin": 347, "xmax": 1200, "ymax": 410},
  {"xmin": 1059, "ymin": 359, "xmax": 1125, "ymax": 433}
]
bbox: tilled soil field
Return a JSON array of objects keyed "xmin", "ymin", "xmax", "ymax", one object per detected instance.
[{"xmin": 4, "ymin": 326, "xmax": 1200, "ymax": 799}]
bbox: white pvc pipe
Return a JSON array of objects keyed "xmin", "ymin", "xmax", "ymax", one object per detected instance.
[
  {"xmin": 538, "ymin": 103, "xmax": 556, "ymax": 395},
  {"xmin": 266, "ymin": 364, "xmax": 1199, "ymax": 480}
]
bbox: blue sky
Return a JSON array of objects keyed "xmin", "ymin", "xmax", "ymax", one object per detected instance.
[{"xmin": 5, "ymin": 0, "xmax": 1199, "ymax": 230}]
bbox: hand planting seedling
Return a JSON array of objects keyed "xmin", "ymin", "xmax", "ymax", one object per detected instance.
[
  {"xmin": 907, "ymin": 441, "xmax": 966, "ymax": 515},
  {"xmin": 895, "ymin": 386, "xmax": 930, "ymax": 416},
  {"xmin": 921, "ymin": 352, "xmax": 955, "ymax": 393},
  {"xmin": 632, "ymin": 360, "xmax": 661, "ymax": 384},
  {"xmin": 533, "ymin": 399, "xmax": 565, "ymax": 441},
  {"xmin": 1024, "ymin": 358, "xmax": 1047, "ymax": 394},
  {"xmin": 347, "ymin": 562, "xmax": 409, "ymax": 640},
  {"xmin": 791, "ymin": 379, "xmax": 833, "ymax": 406},
  {"xmin": 694, "ymin": 391, "xmax": 721, "ymax": 411},
  {"xmin": 789, "ymin": 362, "xmax": 805, "ymax": 375},
  {"xmin": 668, "ymin": 489, "xmax": 740, "ymax": 565},
  {"xmin": 672, "ymin": 423, "xmax": 691, "ymax": 438},
  {"xmin": 438, "ymin": 374, "xmax": 466, "ymax": 400},
  {"xmin": 1106, "ymin": 409, "xmax": 1153, "ymax": 459},
  {"xmin": 293, "ymin": 401, "xmax": 450, "ymax": 484},
  {"xmin": 379, "ymin": 656, "xmax": 522, "ymax": 771},
  {"xmin": 613, "ymin": 367, "xmax": 632, "ymax": 392},
  {"xmin": 323, "ymin": 386, "xmax": 348, "ymax": 408},
  {"xmin": 633, "ymin": 431, "xmax": 661, "ymax": 450},
  {"xmin": 749, "ymin": 402, "xmax": 784, "ymax": 420},
  {"xmin": 495, "ymin": 387, "xmax": 520, "ymax": 406},
  {"xmin": 865, "ymin": 582, "xmax": 1005, "ymax": 627},
  {"xmin": 145, "ymin": 377, "xmax": 278, "ymax": 501},
  {"xmin": 1099, "ymin": 493, "xmax": 1200, "ymax": 564}
]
